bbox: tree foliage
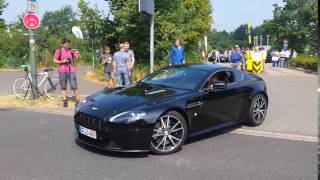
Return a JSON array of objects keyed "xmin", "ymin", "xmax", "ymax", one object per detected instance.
[
  {"xmin": 42, "ymin": 6, "xmax": 78, "ymax": 36},
  {"xmin": 0, "ymin": 0, "xmax": 8, "ymax": 32},
  {"xmin": 106, "ymin": 0, "xmax": 213, "ymax": 65},
  {"xmin": 257, "ymin": 0, "xmax": 318, "ymax": 53},
  {"xmin": 0, "ymin": 0, "xmax": 213, "ymax": 67}
]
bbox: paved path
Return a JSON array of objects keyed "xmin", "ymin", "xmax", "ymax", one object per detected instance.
[
  {"xmin": 0, "ymin": 109, "xmax": 316, "ymax": 180},
  {"xmin": 0, "ymin": 65, "xmax": 105, "ymax": 96}
]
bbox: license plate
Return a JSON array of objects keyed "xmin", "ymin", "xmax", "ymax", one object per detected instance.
[{"xmin": 79, "ymin": 125, "xmax": 97, "ymax": 139}]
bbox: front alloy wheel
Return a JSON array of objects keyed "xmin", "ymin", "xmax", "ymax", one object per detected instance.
[{"xmin": 150, "ymin": 111, "xmax": 187, "ymax": 155}]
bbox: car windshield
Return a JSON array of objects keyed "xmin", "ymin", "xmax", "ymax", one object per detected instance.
[{"xmin": 140, "ymin": 66, "xmax": 208, "ymax": 90}]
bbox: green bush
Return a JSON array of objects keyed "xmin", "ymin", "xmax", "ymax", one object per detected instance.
[{"xmin": 288, "ymin": 54, "xmax": 318, "ymax": 71}]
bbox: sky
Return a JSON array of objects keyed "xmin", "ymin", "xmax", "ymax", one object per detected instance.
[{"xmin": 2, "ymin": 0, "xmax": 284, "ymax": 32}]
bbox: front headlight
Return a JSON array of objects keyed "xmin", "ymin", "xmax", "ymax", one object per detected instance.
[
  {"xmin": 109, "ymin": 111, "xmax": 147, "ymax": 123},
  {"xmin": 75, "ymin": 99, "xmax": 88, "ymax": 113}
]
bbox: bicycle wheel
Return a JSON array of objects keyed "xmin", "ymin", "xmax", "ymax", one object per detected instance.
[
  {"xmin": 44, "ymin": 77, "xmax": 61, "ymax": 100},
  {"xmin": 12, "ymin": 77, "xmax": 32, "ymax": 99}
]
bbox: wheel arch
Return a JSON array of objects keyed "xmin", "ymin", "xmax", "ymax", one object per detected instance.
[{"xmin": 159, "ymin": 107, "xmax": 190, "ymax": 130}]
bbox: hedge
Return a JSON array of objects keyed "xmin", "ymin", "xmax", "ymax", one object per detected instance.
[{"xmin": 288, "ymin": 54, "xmax": 318, "ymax": 72}]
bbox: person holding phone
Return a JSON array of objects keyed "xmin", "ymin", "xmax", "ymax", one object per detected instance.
[{"xmin": 53, "ymin": 38, "xmax": 81, "ymax": 108}]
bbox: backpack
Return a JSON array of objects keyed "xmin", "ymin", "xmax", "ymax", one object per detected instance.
[
  {"xmin": 56, "ymin": 48, "xmax": 75, "ymax": 61},
  {"xmin": 208, "ymin": 52, "xmax": 216, "ymax": 62}
]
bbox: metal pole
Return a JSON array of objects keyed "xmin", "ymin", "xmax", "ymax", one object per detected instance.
[
  {"xmin": 29, "ymin": 29, "xmax": 39, "ymax": 99},
  {"xmin": 267, "ymin": 35, "xmax": 269, "ymax": 47},
  {"xmin": 92, "ymin": 35, "xmax": 94, "ymax": 69},
  {"xmin": 150, "ymin": 14, "xmax": 154, "ymax": 73}
]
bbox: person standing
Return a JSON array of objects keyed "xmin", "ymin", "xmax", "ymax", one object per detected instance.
[
  {"xmin": 279, "ymin": 49, "xmax": 286, "ymax": 68},
  {"xmin": 169, "ymin": 39, "xmax": 185, "ymax": 65},
  {"xmin": 230, "ymin": 48, "xmax": 242, "ymax": 69},
  {"xmin": 271, "ymin": 49, "xmax": 279, "ymax": 69},
  {"xmin": 124, "ymin": 42, "xmax": 135, "ymax": 84},
  {"xmin": 201, "ymin": 50, "xmax": 207, "ymax": 62},
  {"xmin": 284, "ymin": 49, "xmax": 291, "ymax": 68},
  {"xmin": 101, "ymin": 46, "xmax": 115, "ymax": 88},
  {"xmin": 292, "ymin": 50, "xmax": 298, "ymax": 58},
  {"xmin": 235, "ymin": 45, "xmax": 244, "ymax": 69},
  {"xmin": 53, "ymin": 38, "xmax": 80, "ymax": 108},
  {"xmin": 214, "ymin": 48, "xmax": 220, "ymax": 63},
  {"xmin": 113, "ymin": 43, "xmax": 130, "ymax": 88}
]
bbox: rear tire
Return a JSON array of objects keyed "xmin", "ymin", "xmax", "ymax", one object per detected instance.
[
  {"xmin": 150, "ymin": 111, "xmax": 187, "ymax": 155},
  {"xmin": 12, "ymin": 77, "xmax": 31, "ymax": 99},
  {"xmin": 44, "ymin": 77, "xmax": 61, "ymax": 100},
  {"xmin": 245, "ymin": 93, "xmax": 268, "ymax": 126}
]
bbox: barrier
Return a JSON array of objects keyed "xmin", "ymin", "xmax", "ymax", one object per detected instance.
[
  {"xmin": 246, "ymin": 51, "xmax": 253, "ymax": 71},
  {"xmin": 252, "ymin": 61, "xmax": 263, "ymax": 73}
]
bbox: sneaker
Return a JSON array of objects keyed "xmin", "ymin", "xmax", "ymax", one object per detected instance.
[{"xmin": 63, "ymin": 100, "xmax": 68, "ymax": 108}]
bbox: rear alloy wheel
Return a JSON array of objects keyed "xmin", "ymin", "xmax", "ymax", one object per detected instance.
[
  {"xmin": 246, "ymin": 94, "xmax": 268, "ymax": 126},
  {"xmin": 150, "ymin": 111, "xmax": 187, "ymax": 155}
]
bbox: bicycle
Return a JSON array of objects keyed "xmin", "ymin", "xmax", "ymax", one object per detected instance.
[{"xmin": 12, "ymin": 65, "xmax": 61, "ymax": 100}]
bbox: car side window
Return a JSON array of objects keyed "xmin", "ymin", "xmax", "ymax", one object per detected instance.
[
  {"xmin": 233, "ymin": 70, "xmax": 244, "ymax": 82},
  {"xmin": 202, "ymin": 70, "xmax": 235, "ymax": 90}
]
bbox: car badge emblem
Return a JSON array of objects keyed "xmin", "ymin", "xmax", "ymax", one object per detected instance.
[{"xmin": 92, "ymin": 107, "xmax": 98, "ymax": 110}]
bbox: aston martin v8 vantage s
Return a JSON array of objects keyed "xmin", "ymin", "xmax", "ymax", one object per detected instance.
[{"xmin": 74, "ymin": 64, "xmax": 268, "ymax": 155}]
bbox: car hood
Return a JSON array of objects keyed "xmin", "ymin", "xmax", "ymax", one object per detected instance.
[{"xmin": 77, "ymin": 83, "xmax": 190, "ymax": 118}]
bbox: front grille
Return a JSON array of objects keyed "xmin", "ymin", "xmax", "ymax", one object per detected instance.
[{"xmin": 75, "ymin": 114, "xmax": 104, "ymax": 131}]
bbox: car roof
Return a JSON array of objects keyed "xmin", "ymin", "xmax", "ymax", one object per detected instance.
[{"xmin": 182, "ymin": 64, "xmax": 232, "ymax": 72}]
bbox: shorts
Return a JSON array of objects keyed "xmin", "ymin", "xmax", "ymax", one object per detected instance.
[
  {"xmin": 105, "ymin": 72, "xmax": 115, "ymax": 81},
  {"xmin": 59, "ymin": 72, "xmax": 78, "ymax": 90}
]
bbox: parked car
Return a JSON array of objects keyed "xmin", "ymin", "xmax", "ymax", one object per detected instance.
[
  {"xmin": 75, "ymin": 64, "xmax": 268, "ymax": 155},
  {"xmin": 219, "ymin": 53, "xmax": 228, "ymax": 63}
]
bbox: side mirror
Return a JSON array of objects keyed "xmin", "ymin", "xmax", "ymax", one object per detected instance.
[{"xmin": 212, "ymin": 81, "xmax": 227, "ymax": 89}]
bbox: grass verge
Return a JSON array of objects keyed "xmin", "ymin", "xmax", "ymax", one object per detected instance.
[{"xmin": 0, "ymin": 95, "xmax": 76, "ymax": 110}]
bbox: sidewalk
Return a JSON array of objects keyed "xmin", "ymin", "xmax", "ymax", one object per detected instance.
[{"xmin": 0, "ymin": 65, "xmax": 105, "ymax": 96}]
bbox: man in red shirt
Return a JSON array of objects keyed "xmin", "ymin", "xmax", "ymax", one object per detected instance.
[{"xmin": 53, "ymin": 38, "xmax": 80, "ymax": 107}]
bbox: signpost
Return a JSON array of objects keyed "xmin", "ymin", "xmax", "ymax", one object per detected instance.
[
  {"xmin": 139, "ymin": 0, "xmax": 154, "ymax": 73},
  {"xmin": 24, "ymin": 0, "xmax": 40, "ymax": 99},
  {"xmin": 23, "ymin": 13, "xmax": 40, "ymax": 29},
  {"xmin": 27, "ymin": 0, "xmax": 38, "ymax": 12}
]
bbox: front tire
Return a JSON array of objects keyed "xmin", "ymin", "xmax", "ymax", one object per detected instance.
[
  {"xmin": 150, "ymin": 111, "xmax": 187, "ymax": 155},
  {"xmin": 12, "ymin": 77, "xmax": 31, "ymax": 99},
  {"xmin": 245, "ymin": 93, "xmax": 268, "ymax": 126}
]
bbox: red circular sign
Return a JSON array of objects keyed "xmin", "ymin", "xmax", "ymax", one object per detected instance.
[{"xmin": 23, "ymin": 13, "xmax": 40, "ymax": 29}]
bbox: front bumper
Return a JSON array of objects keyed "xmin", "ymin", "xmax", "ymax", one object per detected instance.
[{"xmin": 74, "ymin": 113, "xmax": 154, "ymax": 152}]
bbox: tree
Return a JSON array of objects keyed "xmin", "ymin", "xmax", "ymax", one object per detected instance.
[
  {"xmin": 0, "ymin": 0, "xmax": 8, "ymax": 31},
  {"xmin": 259, "ymin": 0, "xmax": 318, "ymax": 53},
  {"xmin": 41, "ymin": 6, "xmax": 78, "ymax": 36},
  {"xmin": 105, "ymin": 0, "xmax": 213, "ymax": 65}
]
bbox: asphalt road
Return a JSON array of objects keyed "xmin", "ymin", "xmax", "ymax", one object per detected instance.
[{"xmin": 0, "ymin": 109, "xmax": 316, "ymax": 180}]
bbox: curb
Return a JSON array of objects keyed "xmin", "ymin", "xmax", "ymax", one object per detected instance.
[
  {"xmin": 287, "ymin": 66, "xmax": 317, "ymax": 75},
  {"xmin": 231, "ymin": 129, "xmax": 317, "ymax": 143}
]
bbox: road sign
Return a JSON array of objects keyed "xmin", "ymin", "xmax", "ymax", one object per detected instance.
[
  {"xmin": 139, "ymin": 0, "xmax": 154, "ymax": 15},
  {"xmin": 27, "ymin": 0, "xmax": 38, "ymax": 12},
  {"xmin": 23, "ymin": 13, "xmax": 40, "ymax": 29}
]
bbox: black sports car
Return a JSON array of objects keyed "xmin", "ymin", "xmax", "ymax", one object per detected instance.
[{"xmin": 74, "ymin": 64, "xmax": 268, "ymax": 155}]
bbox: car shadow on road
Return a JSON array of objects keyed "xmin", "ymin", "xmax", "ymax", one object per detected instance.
[
  {"xmin": 75, "ymin": 140, "xmax": 149, "ymax": 158},
  {"xmin": 184, "ymin": 124, "xmax": 242, "ymax": 145}
]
